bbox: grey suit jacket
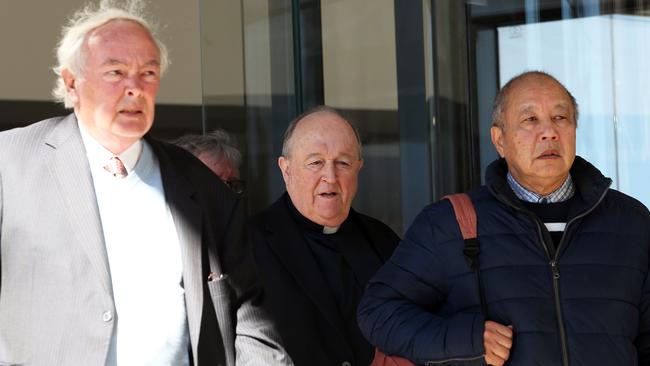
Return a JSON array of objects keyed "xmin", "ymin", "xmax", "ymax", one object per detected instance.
[{"xmin": 0, "ymin": 114, "xmax": 290, "ymax": 366}]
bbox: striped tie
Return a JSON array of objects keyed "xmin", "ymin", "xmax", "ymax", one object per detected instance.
[{"xmin": 104, "ymin": 156, "xmax": 128, "ymax": 179}]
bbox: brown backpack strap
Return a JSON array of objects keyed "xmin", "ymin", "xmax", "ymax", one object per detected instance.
[
  {"xmin": 371, "ymin": 348, "xmax": 418, "ymax": 366},
  {"xmin": 442, "ymin": 193, "xmax": 477, "ymax": 240},
  {"xmin": 443, "ymin": 193, "xmax": 486, "ymax": 316}
]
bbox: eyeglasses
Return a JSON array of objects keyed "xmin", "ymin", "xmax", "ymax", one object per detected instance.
[{"xmin": 224, "ymin": 179, "xmax": 245, "ymax": 194}]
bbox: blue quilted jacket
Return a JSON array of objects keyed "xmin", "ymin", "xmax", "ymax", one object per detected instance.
[{"xmin": 358, "ymin": 157, "xmax": 650, "ymax": 365}]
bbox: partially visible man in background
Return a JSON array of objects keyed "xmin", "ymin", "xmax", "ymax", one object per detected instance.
[
  {"xmin": 175, "ymin": 129, "xmax": 244, "ymax": 194},
  {"xmin": 248, "ymin": 106, "xmax": 400, "ymax": 366},
  {"xmin": 0, "ymin": 1, "xmax": 289, "ymax": 365}
]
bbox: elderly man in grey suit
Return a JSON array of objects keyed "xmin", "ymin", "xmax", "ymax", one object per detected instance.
[{"xmin": 0, "ymin": 2, "xmax": 290, "ymax": 366}]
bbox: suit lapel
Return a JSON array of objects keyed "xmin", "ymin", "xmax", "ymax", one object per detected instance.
[
  {"xmin": 44, "ymin": 114, "xmax": 113, "ymax": 295},
  {"xmin": 266, "ymin": 197, "xmax": 348, "ymax": 340},
  {"xmin": 148, "ymin": 139, "xmax": 204, "ymax": 364}
]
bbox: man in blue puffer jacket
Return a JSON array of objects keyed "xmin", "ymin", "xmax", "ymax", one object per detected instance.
[{"xmin": 358, "ymin": 71, "xmax": 650, "ymax": 366}]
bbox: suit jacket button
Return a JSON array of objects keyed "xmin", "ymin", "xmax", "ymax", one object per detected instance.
[
  {"xmin": 102, "ymin": 311, "xmax": 113, "ymax": 322},
  {"xmin": 342, "ymin": 362, "xmax": 351, "ymax": 366}
]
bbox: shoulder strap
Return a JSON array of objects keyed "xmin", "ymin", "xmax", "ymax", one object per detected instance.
[
  {"xmin": 442, "ymin": 193, "xmax": 487, "ymax": 316},
  {"xmin": 443, "ymin": 193, "xmax": 477, "ymax": 240}
]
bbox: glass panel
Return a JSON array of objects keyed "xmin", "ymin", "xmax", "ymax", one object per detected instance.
[
  {"xmin": 199, "ymin": 0, "xmax": 437, "ymax": 234},
  {"xmin": 241, "ymin": 0, "xmax": 297, "ymax": 213},
  {"xmin": 199, "ymin": 0, "xmax": 296, "ymax": 214},
  {"xmin": 497, "ymin": 16, "xmax": 617, "ymax": 184},
  {"xmin": 320, "ymin": 0, "xmax": 404, "ymax": 232},
  {"xmin": 469, "ymin": 1, "xmax": 650, "ymax": 206}
]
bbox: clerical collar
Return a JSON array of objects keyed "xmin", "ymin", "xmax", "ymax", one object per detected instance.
[
  {"xmin": 323, "ymin": 226, "xmax": 339, "ymax": 234},
  {"xmin": 507, "ymin": 172, "xmax": 575, "ymax": 203},
  {"xmin": 284, "ymin": 193, "xmax": 343, "ymax": 234}
]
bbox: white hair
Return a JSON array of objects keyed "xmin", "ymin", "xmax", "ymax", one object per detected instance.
[{"xmin": 52, "ymin": 0, "xmax": 169, "ymax": 108}]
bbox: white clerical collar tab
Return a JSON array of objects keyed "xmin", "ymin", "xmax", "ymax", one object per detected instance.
[
  {"xmin": 323, "ymin": 226, "xmax": 339, "ymax": 234},
  {"xmin": 545, "ymin": 222, "xmax": 566, "ymax": 232}
]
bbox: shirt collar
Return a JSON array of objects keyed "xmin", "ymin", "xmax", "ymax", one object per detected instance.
[
  {"xmin": 507, "ymin": 172, "xmax": 575, "ymax": 203},
  {"xmin": 77, "ymin": 118, "xmax": 142, "ymax": 174},
  {"xmin": 285, "ymin": 193, "xmax": 343, "ymax": 234}
]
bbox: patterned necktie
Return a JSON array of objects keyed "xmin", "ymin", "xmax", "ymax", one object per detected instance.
[{"xmin": 104, "ymin": 156, "xmax": 128, "ymax": 179}]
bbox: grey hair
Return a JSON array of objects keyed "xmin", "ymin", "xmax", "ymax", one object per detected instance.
[
  {"xmin": 491, "ymin": 70, "xmax": 579, "ymax": 129},
  {"xmin": 52, "ymin": 0, "xmax": 169, "ymax": 108},
  {"xmin": 174, "ymin": 129, "xmax": 242, "ymax": 170},
  {"xmin": 281, "ymin": 105, "xmax": 363, "ymax": 159}
]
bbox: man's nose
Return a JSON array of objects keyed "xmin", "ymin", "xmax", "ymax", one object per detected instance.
[
  {"xmin": 125, "ymin": 76, "xmax": 143, "ymax": 96},
  {"xmin": 540, "ymin": 118, "xmax": 559, "ymax": 141},
  {"xmin": 321, "ymin": 161, "xmax": 337, "ymax": 182}
]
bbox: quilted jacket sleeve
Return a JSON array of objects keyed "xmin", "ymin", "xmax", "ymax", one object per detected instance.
[
  {"xmin": 357, "ymin": 201, "xmax": 486, "ymax": 365},
  {"xmin": 635, "ymin": 221, "xmax": 650, "ymax": 365}
]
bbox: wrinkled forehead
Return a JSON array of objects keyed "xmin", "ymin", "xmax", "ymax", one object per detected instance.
[
  {"xmin": 290, "ymin": 112, "xmax": 360, "ymax": 156},
  {"xmin": 517, "ymin": 100, "xmax": 572, "ymax": 114},
  {"xmin": 507, "ymin": 76, "xmax": 574, "ymax": 112},
  {"xmin": 85, "ymin": 19, "xmax": 160, "ymax": 57}
]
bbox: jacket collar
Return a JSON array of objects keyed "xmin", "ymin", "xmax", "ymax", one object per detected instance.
[
  {"xmin": 486, "ymin": 156, "xmax": 612, "ymax": 217},
  {"xmin": 279, "ymin": 193, "xmax": 393, "ymax": 283},
  {"xmin": 44, "ymin": 113, "xmax": 113, "ymax": 296}
]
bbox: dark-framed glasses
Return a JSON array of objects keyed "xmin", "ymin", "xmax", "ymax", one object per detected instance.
[{"xmin": 224, "ymin": 179, "xmax": 245, "ymax": 194}]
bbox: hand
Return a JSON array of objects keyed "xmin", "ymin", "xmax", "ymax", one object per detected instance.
[{"xmin": 483, "ymin": 320, "xmax": 513, "ymax": 366}]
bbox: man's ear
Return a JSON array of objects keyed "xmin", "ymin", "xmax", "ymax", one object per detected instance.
[
  {"xmin": 61, "ymin": 69, "xmax": 79, "ymax": 104},
  {"xmin": 358, "ymin": 158, "xmax": 364, "ymax": 171},
  {"xmin": 490, "ymin": 126, "xmax": 506, "ymax": 158},
  {"xmin": 278, "ymin": 156, "xmax": 290, "ymax": 183}
]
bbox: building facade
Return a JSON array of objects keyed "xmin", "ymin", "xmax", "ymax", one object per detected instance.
[{"xmin": 3, "ymin": 0, "xmax": 649, "ymax": 234}]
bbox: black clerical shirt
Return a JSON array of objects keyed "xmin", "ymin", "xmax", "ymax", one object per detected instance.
[{"xmin": 286, "ymin": 196, "xmax": 382, "ymax": 365}]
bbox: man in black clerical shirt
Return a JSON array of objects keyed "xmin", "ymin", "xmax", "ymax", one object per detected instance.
[{"xmin": 248, "ymin": 105, "xmax": 400, "ymax": 366}]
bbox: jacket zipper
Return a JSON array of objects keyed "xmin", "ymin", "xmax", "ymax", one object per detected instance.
[
  {"xmin": 545, "ymin": 186, "xmax": 610, "ymax": 366},
  {"xmin": 497, "ymin": 183, "xmax": 610, "ymax": 366},
  {"xmin": 527, "ymin": 214, "xmax": 569, "ymax": 366},
  {"xmin": 549, "ymin": 258, "xmax": 568, "ymax": 366},
  {"xmin": 424, "ymin": 354, "xmax": 485, "ymax": 365}
]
